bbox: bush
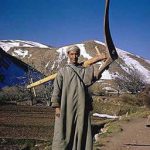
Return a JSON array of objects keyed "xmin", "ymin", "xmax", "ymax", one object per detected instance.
[
  {"xmin": 92, "ymin": 95, "xmax": 142, "ymax": 116},
  {"xmin": 138, "ymin": 86, "xmax": 150, "ymax": 108},
  {"xmin": 0, "ymin": 86, "xmax": 32, "ymax": 103},
  {"xmin": 119, "ymin": 94, "xmax": 143, "ymax": 106},
  {"xmin": 143, "ymin": 95, "xmax": 150, "ymax": 108},
  {"xmin": 89, "ymin": 83, "xmax": 106, "ymax": 96},
  {"xmin": 0, "ymin": 84, "xmax": 53, "ymax": 106}
]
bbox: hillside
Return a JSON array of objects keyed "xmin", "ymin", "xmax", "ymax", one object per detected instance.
[{"xmin": 0, "ymin": 40, "xmax": 150, "ymax": 89}]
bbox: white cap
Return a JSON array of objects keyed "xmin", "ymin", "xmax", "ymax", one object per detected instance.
[{"xmin": 66, "ymin": 45, "xmax": 80, "ymax": 53}]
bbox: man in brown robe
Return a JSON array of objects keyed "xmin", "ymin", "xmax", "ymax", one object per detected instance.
[{"xmin": 51, "ymin": 45, "xmax": 107, "ymax": 150}]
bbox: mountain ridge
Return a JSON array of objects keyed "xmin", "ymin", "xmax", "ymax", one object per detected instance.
[{"xmin": 0, "ymin": 40, "xmax": 150, "ymax": 89}]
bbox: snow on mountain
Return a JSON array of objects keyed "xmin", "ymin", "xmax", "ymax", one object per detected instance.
[
  {"xmin": 0, "ymin": 40, "xmax": 53, "ymax": 74},
  {"xmin": 117, "ymin": 48, "xmax": 150, "ymax": 83},
  {"xmin": 0, "ymin": 40, "xmax": 49, "ymax": 88},
  {"xmin": 12, "ymin": 49, "xmax": 29, "ymax": 58},
  {"xmin": 0, "ymin": 40, "xmax": 49, "ymax": 52},
  {"xmin": 94, "ymin": 40, "xmax": 105, "ymax": 46},
  {"xmin": 57, "ymin": 44, "xmax": 92, "ymax": 60}
]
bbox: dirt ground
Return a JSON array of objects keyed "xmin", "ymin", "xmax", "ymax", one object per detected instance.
[
  {"xmin": 99, "ymin": 118, "xmax": 150, "ymax": 150},
  {"xmin": 0, "ymin": 105, "xmax": 55, "ymax": 140},
  {"xmin": 0, "ymin": 105, "xmax": 150, "ymax": 150}
]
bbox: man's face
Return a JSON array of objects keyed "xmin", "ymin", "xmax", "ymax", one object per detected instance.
[{"xmin": 67, "ymin": 50, "xmax": 80, "ymax": 65}]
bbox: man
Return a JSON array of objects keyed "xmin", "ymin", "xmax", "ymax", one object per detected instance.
[{"xmin": 51, "ymin": 45, "xmax": 107, "ymax": 150}]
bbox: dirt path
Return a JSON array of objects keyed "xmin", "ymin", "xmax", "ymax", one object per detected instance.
[{"xmin": 100, "ymin": 118, "xmax": 150, "ymax": 150}]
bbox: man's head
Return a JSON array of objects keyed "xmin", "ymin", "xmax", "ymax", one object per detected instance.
[{"xmin": 67, "ymin": 46, "xmax": 80, "ymax": 65}]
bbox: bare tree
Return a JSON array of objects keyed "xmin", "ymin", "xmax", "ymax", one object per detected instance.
[
  {"xmin": 25, "ymin": 54, "xmax": 68, "ymax": 106},
  {"xmin": 115, "ymin": 65, "xmax": 146, "ymax": 94}
]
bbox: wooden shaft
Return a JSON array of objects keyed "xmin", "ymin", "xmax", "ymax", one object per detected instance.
[
  {"xmin": 30, "ymin": 78, "xmax": 37, "ymax": 97},
  {"xmin": 27, "ymin": 73, "xmax": 57, "ymax": 89}
]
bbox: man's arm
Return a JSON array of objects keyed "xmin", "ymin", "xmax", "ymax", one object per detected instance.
[
  {"xmin": 82, "ymin": 51, "xmax": 107, "ymax": 68},
  {"xmin": 94, "ymin": 54, "xmax": 113, "ymax": 80}
]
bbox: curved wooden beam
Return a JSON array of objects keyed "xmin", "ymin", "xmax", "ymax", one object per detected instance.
[
  {"xmin": 104, "ymin": 0, "xmax": 118, "ymax": 60},
  {"xmin": 96, "ymin": 0, "xmax": 118, "ymax": 76},
  {"xmin": 27, "ymin": 0, "xmax": 118, "ymax": 89}
]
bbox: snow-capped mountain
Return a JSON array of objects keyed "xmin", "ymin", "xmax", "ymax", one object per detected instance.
[
  {"xmin": 0, "ymin": 40, "xmax": 49, "ymax": 52},
  {"xmin": 0, "ymin": 40, "xmax": 50, "ymax": 88},
  {"xmin": 0, "ymin": 40, "xmax": 150, "ymax": 89}
]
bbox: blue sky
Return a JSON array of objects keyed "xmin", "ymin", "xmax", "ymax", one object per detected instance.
[{"xmin": 0, "ymin": 0, "xmax": 150, "ymax": 60}]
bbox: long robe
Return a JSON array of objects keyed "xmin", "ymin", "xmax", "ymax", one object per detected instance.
[{"xmin": 51, "ymin": 64, "xmax": 96, "ymax": 150}]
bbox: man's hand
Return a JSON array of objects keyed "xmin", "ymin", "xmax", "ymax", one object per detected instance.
[{"xmin": 55, "ymin": 107, "xmax": 61, "ymax": 118}]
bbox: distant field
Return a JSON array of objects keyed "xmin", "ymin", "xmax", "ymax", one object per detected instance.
[{"xmin": 0, "ymin": 105, "xmax": 55, "ymax": 141}]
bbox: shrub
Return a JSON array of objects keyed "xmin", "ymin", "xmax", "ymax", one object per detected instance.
[
  {"xmin": 89, "ymin": 83, "xmax": 106, "ymax": 96},
  {"xmin": 0, "ymin": 86, "xmax": 32, "ymax": 103},
  {"xmin": 119, "ymin": 94, "xmax": 143, "ymax": 106},
  {"xmin": 92, "ymin": 95, "xmax": 141, "ymax": 116},
  {"xmin": 138, "ymin": 86, "xmax": 150, "ymax": 108}
]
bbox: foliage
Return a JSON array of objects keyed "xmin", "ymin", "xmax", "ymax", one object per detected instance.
[
  {"xmin": 119, "ymin": 94, "xmax": 143, "ymax": 106},
  {"xmin": 0, "ymin": 86, "xmax": 32, "ymax": 103},
  {"xmin": 92, "ymin": 94, "xmax": 144, "ymax": 116},
  {"xmin": 138, "ymin": 85, "xmax": 150, "ymax": 108},
  {"xmin": 90, "ymin": 83, "xmax": 107, "ymax": 96}
]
